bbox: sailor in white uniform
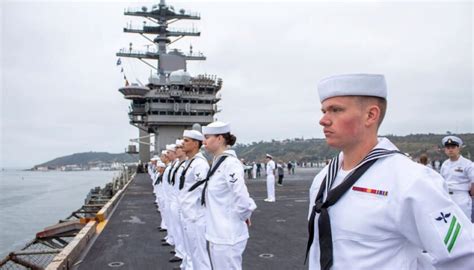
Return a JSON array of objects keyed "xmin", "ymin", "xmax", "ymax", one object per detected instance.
[
  {"xmin": 153, "ymin": 160, "xmax": 166, "ymax": 193},
  {"xmin": 162, "ymin": 144, "xmax": 177, "ymax": 247},
  {"xmin": 265, "ymin": 154, "xmax": 276, "ymax": 202},
  {"xmin": 152, "ymin": 156, "xmax": 164, "ymax": 201},
  {"xmin": 201, "ymin": 121, "xmax": 257, "ymax": 270},
  {"xmin": 307, "ymin": 74, "xmax": 474, "ymax": 270},
  {"xmin": 440, "ymin": 135, "xmax": 474, "ymax": 221},
  {"xmin": 148, "ymin": 156, "xmax": 158, "ymax": 181},
  {"xmin": 149, "ymin": 156, "xmax": 159, "ymax": 190},
  {"xmin": 156, "ymin": 151, "xmax": 169, "ymax": 232},
  {"xmin": 252, "ymin": 162, "xmax": 257, "ymax": 179},
  {"xmin": 168, "ymin": 139, "xmax": 188, "ymax": 264},
  {"xmin": 180, "ymin": 129, "xmax": 211, "ymax": 270}
]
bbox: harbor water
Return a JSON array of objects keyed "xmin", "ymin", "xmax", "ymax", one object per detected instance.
[{"xmin": 0, "ymin": 169, "xmax": 118, "ymax": 257}]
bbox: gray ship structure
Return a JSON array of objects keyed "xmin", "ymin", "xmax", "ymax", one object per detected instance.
[{"xmin": 118, "ymin": 0, "xmax": 223, "ymax": 162}]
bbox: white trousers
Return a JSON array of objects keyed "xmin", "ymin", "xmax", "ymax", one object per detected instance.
[
  {"xmin": 157, "ymin": 194, "xmax": 167, "ymax": 229},
  {"xmin": 182, "ymin": 219, "xmax": 211, "ymax": 270},
  {"xmin": 266, "ymin": 175, "xmax": 275, "ymax": 201},
  {"xmin": 209, "ymin": 239, "xmax": 247, "ymax": 270},
  {"xmin": 163, "ymin": 197, "xmax": 174, "ymax": 245},
  {"xmin": 180, "ymin": 213, "xmax": 193, "ymax": 270},
  {"xmin": 169, "ymin": 200, "xmax": 186, "ymax": 258},
  {"xmin": 154, "ymin": 186, "xmax": 162, "ymax": 207},
  {"xmin": 449, "ymin": 191, "xmax": 472, "ymax": 221}
]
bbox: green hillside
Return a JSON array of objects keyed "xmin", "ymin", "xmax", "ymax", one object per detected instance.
[
  {"xmin": 34, "ymin": 152, "xmax": 139, "ymax": 168},
  {"xmin": 33, "ymin": 133, "xmax": 473, "ymax": 169},
  {"xmin": 234, "ymin": 133, "xmax": 474, "ymax": 163}
]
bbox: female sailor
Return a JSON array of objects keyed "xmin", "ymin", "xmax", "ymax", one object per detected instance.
[{"xmin": 201, "ymin": 121, "xmax": 257, "ymax": 270}]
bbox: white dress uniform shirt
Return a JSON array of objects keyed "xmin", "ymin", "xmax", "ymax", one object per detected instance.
[
  {"xmin": 440, "ymin": 156, "xmax": 474, "ymax": 192},
  {"xmin": 440, "ymin": 156, "xmax": 474, "ymax": 220},
  {"xmin": 308, "ymin": 138, "xmax": 474, "ymax": 270},
  {"xmin": 148, "ymin": 163, "xmax": 154, "ymax": 180},
  {"xmin": 205, "ymin": 150, "xmax": 257, "ymax": 245},
  {"xmin": 267, "ymin": 160, "xmax": 275, "ymax": 175},
  {"xmin": 162, "ymin": 160, "xmax": 177, "ymax": 244},
  {"xmin": 155, "ymin": 167, "xmax": 167, "ymax": 230},
  {"xmin": 179, "ymin": 152, "xmax": 211, "ymax": 270},
  {"xmin": 152, "ymin": 170, "xmax": 161, "ymax": 198},
  {"xmin": 162, "ymin": 162, "xmax": 173, "ymax": 203},
  {"xmin": 168, "ymin": 159, "xmax": 187, "ymax": 259},
  {"xmin": 179, "ymin": 152, "xmax": 209, "ymax": 222},
  {"xmin": 266, "ymin": 160, "xmax": 276, "ymax": 201}
]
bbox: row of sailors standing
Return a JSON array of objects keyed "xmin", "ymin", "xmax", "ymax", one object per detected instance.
[{"xmin": 148, "ymin": 122, "xmax": 257, "ymax": 270}]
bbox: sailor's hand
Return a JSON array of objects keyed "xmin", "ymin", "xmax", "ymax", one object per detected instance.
[{"xmin": 245, "ymin": 218, "xmax": 252, "ymax": 227}]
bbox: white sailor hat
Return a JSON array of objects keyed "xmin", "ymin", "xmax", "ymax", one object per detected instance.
[
  {"xmin": 442, "ymin": 136, "xmax": 463, "ymax": 147},
  {"xmin": 161, "ymin": 150, "xmax": 167, "ymax": 155},
  {"xmin": 318, "ymin": 74, "xmax": 387, "ymax": 102},
  {"xmin": 175, "ymin": 139, "xmax": 184, "ymax": 147},
  {"xmin": 202, "ymin": 121, "xmax": 231, "ymax": 135},
  {"xmin": 265, "ymin": 154, "xmax": 273, "ymax": 159},
  {"xmin": 150, "ymin": 155, "xmax": 160, "ymax": 161},
  {"xmin": 166, "ymin": 144, "xmax": 176, "ymax": 151},
  {"xmin": 156, "ymin": 161, "xmax": 166, "ymax": 168},
  {"xmin": 183, "ymin": 130, "xmax": 204, "ymax": 141}
]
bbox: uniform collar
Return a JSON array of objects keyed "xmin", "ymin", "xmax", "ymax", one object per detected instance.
[
  {"xmin": 168, "ymin": 159, "xmax": 178, "ymax": 167},
  {"xmin": 191, "ymin": 151, "xmax": 207, "ymax": 161},
  {"xmin": 223, "ymin": 149, "xmax": 237, "ymax": 157},
  {"xmin": 337, "ymin": 137, "xmax": 400, "ymax": 163},
  {"xmin": 213, "ymin": 149, "xmax": 237, "ymax": 162},
  {"xmin": 447, "ymin": 155, "xmax": 464, "ymax": 163},
  {"xmin": 376, "ymin": 137, "xmax": 399, "ymax": 151}
]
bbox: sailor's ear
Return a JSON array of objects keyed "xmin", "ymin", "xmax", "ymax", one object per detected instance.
[{"xmin": 365, "ymin": 104, "xmax": 381, "ymax": 128}]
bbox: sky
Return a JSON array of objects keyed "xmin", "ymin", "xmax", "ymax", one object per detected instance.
[{"xmin": 1, "ymin": 0, "xmax": 473, "ymax": 168}]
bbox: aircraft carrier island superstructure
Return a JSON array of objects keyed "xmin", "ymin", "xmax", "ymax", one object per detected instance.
[{"xmin": 118, "ymin": 0, "xmax": 223, "ymax": 162}]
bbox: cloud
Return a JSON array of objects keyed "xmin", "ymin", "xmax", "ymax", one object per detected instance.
[{"xmin": 1, "ymin": 1, "xmax": 472, "ymax": 168}]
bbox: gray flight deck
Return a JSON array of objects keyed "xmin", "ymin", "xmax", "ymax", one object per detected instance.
[{"xmin": 75, "ymin": 168, "xmax": 319, "ymax": 270}]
